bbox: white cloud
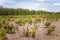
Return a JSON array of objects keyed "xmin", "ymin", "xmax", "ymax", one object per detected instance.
[
  {"xmin": 37, "ymin": 0, "xmax": 45, "ymax": 1},
  {"xmin": 36, "ymin": 0, "xmax": 53, "ymax": 2},
  {"xmin": 0, "ymin": 0, "xmax": 15, "ymax": 5},
  {"xmin": 34, "ymin": 3, "xmax": 39, "ymax": 7},
  {"xmin": 45, "ymin": 0, "xmax": 52, "ymax": 1},
  {"xmin": 40, "ymin": 8, "xmax": 46, "ymax": 10},
  {"xmin": 7, "ymin": 0, "xmax": 15, "ymax": 4},
  {"xmin": 53, "ymin": 3, "xmax": 60, "ymax": 6},
  {"xmin": 0, "ymin": 0, "xmax": 6, "ymax": 5}
]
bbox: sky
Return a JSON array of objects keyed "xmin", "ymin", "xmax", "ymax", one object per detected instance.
[{"xmin": 0, "ymin": 0, "xmax": 60, "ymax": 12}]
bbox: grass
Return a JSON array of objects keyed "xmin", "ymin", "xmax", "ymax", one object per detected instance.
[
  {"xmin": 31, "ymin": 28, "xmax": 36, "ymax": 38},
  {"xmin": 17, "ymin": 20, "xmax": 25, "ymax": 26},
  {"xmin": 23, "ymin": 26, "xmax": 29, "ymax": 37},
  {"xmin": 46, "ymin": 25, "xmax": 56, "ymax": 35},
  {"xmin": 45, "ymin": 20, "xmax": 52, "ymax": 28},
  {"xmin": 0, "ymin": 29, "xmax": 6, "ymax": 40},
  {"xmin": 0, "ymin": 15, "xmax": 59, "ymax": 39}
]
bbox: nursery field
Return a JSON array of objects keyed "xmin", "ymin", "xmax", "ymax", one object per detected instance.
[{"xmin": 0, "ymin": 15, "xmax": 60, "ymax": 40}]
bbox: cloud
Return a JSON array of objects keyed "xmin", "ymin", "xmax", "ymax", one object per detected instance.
[
  {"xmin": 53, "ymin": 3, "xmax": 60, "ymax": 6},
  {"xmin": 4, "ymin": 1, "xmax": 38, "ymax": 9},
  {"xmin": 36, "ymin": 0, "xmax": 54, "ymax": 2},
  {"xmin": 40, "ymin": 8, "xmax": 46, "ymax": 10},
  {"xmin": 34, "ymin": 3, "xmax": 39, "ymax": 7},
  {"xmin": 7, "ymin": 0, "xmax": 16, "ymax": 4},
  {"xmin": 0, "ymin": 0, "xmax": 6, "ymax": 5},
  {"xmin": 0, "ymin": 0, "xmax": 16, "ymax": 5},
  {"xmin": 37, "ymin": 0, "xmax": 45, "ymax": 2},
  {"xmin": 0, "ymin": 0, "xmax": 60, "ymax": 12}
]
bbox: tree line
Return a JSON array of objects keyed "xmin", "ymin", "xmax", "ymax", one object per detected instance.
[{"xmin": 0, "ymin": 6, "xmax": 60, "ymax": 16}]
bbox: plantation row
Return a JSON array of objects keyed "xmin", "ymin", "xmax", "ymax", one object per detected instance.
[{"xmin": 0, "ymin": 15, "xmax": 57, "ymax": 40}]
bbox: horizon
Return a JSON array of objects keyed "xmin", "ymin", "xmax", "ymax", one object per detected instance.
[{"xmin": 0, "ymin": 0, "xmax": 60, "ymax": 12}]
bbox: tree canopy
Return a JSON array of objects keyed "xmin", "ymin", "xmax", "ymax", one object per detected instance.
[{"xmin": 0, "ymin": 6, "xmax": 60, "ymax": 18}]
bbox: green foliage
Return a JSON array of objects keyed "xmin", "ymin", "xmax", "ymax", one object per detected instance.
[
  {"xmin": 17, "ymin": 20, "xmax": 25, "ymax": 26},
  {"xmin": 27, "ymin": 18, "xmax": 32, "ymax": 25},
  {"xmin": 0, "ymin": 29, "xmax": 6, "ymax": 38},
  {"xmin": 45, "ymin": 22, "xmax": 51, "ymax": 27},
  {"xmin": 47, "ymin": 26, "xmax": 56, "ymax": 35},
  {"xmin": 0, "ymin": 6, "xmax": 60, "ymax": 19},
  {"xmin": 35, "ymin": 17, "xmax": 41, "ymax": 23},
  {"xmin": 23, "ymin": 27, "xmax": 29, "ymax": 37},
  {"xmin": 31, "ymin": 28, "xmax": 36, "ymax": 38},
  {"xmin": 45, "ymin": 20, "xmax": 52, "ymax": 27},
  {"xmin": 2, "ymin": 37, "xmax": 8, "ymax": 40},
  {"xmin": 34, "ymin": 25, "xmax": 38, "ymax": 30},
  {"xmin": 0, "ymin": 21, "xmax": 3, "ymax": 28},
  {"xmin": 47, "ymin": 28, "xmax": 52, "ymax": 35},
  {"xmin": 4, "ymin": 23, "xmax": 15, "ymax": 34}
]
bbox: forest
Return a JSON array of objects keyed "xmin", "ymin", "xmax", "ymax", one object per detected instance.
[{"xmin": 0, "ymin": 6, "xmax": 60, "ymax": 15}]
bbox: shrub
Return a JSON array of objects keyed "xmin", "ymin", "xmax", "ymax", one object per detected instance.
[
  {"xmin": 47, "ymin": 28, "xmax": 52, "ymax": 35},
  {"xmin": 0, "ymin": 21, "xmax": 3, "ymax": 28},
  {"xmin": 34, "ymin": 25, "xmax": 38, "ymax": 30},
  {"xmin": 27, "ymin": 18, "xmax": 32, "ymax": 25},
  {"xmin": 23, "ymin": 27, "xmax": 29, "ymax": 37},
  {"xmin": 2, "ymin": 37, "xmax": 8, "ymax": 40},
  {"xmin": 50, "ymin": 26, "xmax": 56, "ymax": 31},
  {"xmin": 4, "ymin": 23, "xmax": 15, "ymax": 34},
  {"xmin": 45, "ymin": 22, "xmax": 51, "ymax": 26},
  {"xmin": 47, "ymin": 26, "xmax": 56, "ymax": 35},
  {"xmin": 17, "ymin": 20, "xmax": 25, "ymax": 26},
  {"xmin": 0, "ymin": 29, "xmax": 6, "ymax": 39},
  {"xmin": 35, "ymin": 17, "xmax": 41, "ymax": 23},
  {"xmin": 31, "ymin": 28, "xmax": 36, "ymax": 38},
  {"xmin": 45, "ymin": 20, "xmax": 52, "ymax": 28}
]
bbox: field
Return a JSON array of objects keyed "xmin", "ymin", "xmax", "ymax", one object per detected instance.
[{"xmin": 0, "ymin": 15, "xmax": 60, "ymax": 40}]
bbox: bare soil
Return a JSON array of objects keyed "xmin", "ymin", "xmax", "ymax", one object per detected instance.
[{"xmin": 6, "ymin": 20, "xmax": 60, "ymax": 40}]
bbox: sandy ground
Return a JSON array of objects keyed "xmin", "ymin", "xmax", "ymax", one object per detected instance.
[{"xmin": 6, "ymin": 20, "xmax": 60, "ymax": 40}]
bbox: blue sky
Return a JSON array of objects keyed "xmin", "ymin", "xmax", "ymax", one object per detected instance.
[{"xmin": 0, "ymin": 0, "xmax": 60, "ymax": 12}]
